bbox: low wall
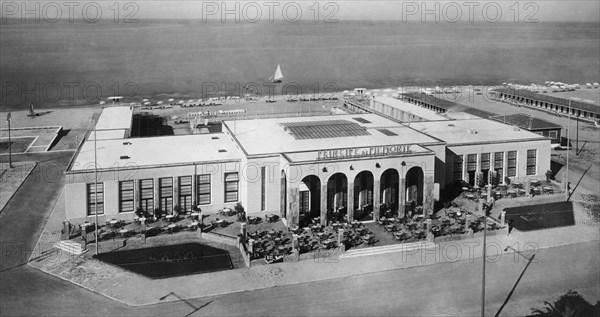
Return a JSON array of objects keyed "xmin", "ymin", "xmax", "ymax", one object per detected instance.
[{"xmin": 201, "ymin": 231, "xmax": 238, "ymax": 247}]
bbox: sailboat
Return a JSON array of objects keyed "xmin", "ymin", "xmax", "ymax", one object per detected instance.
[{"xmin": 269, "ymin": 64, "xmax": 284, "ymax": 83}]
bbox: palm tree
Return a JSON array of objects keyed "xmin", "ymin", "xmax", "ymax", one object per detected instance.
[{"xmin": 529, "ymin": 290, "xmax": 598, "ymax": 317}]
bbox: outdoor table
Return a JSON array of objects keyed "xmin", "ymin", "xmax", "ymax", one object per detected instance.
[
  {"xmin": 138, "ymin": 217, "xmax": 146, "ymax": 223},
  {"xmin": 108, "ymin": 219, "xmax": 118, "ymax": 226},
  {"xmin": 507, "ymin": 190, "xmax": 517, "ymax": 198},
  {"xmin": 190, "ymin": 212, "xmax": 200, "ymax": 220},
  {"xmin": 465, "ymin": 193, "xmax": 475, "ymax": 200},
  {"xmin": 512, "ymin": 182, "xmax": 522, "ymax": 188},
  {"xmin": 462, "ymin": 187, "xmax": 469, "ymax": 191},
  {"xmin": 190, "ymin": 221, "xmax": 199, "ymax": 227},
  {"xmin": 168, "ymin": 224, "xmax": 177, "ymax": 229},
  {"xmin": 119, "ymin": 229, "xmax": 129, "ymax": 235},
  {"xmin": 533, "ymin": 187, "xmax": 541, "ymax": 194},
  {"xmin": 543, "ymin": 186, "xmax": 554, "ymax": 194},
  {"xmin": 216, "ymin": 219, "xmax": 224, "ymax": 224},
  {"xmin": 362, "ymin": 235, "xmax": 371, "ymax": 241},
  {"xmin": 165, "ymin": 215, "xmax": 174, "ymax": 222}
]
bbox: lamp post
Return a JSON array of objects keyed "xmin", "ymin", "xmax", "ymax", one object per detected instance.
[
  {"xmin": 565, "ymin": 97, "xmax": 580, "ymax": 201},
  {"xmin": 6, "ymin": 113, "xmax": 13, "ymax": 168},
  {"xmin": 94, "ymin": 116, "xmax": 99, "ymax": 255},
  {"xmin": 481, "ymin": 184, "xmax": 492, "ymax": 317},
  {"xmin": 495, "ymin": 246, "xmax": 536, "ymax": 316},
  {"xmin": 565, "ymin": 98, "xmax": 570, "ymax": 201}
]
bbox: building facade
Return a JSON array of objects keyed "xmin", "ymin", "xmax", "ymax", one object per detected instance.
[{"xmin": 64, "ymin": 106, "xmax": 551, "ymax": 228}]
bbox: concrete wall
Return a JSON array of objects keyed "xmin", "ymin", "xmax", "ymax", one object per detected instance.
[
  {"xmin": 282, "ymin": 153, "xmax": 438, "ymax": 227},
  {"xmin": 64, "ymin": 160, "xmax": 242, "ymax": 222},
  {"xmin": 445, "ymin": 139, "xmax": 551, "ymax": 186},
  {"xmin": 240, "ymin": 156, "xmax": 282, "ymax": 215}
]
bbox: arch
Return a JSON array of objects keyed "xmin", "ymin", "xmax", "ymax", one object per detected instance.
[
  {"xmin": 300, "ymin": 175, "xmax": 321, "ymax": 222},
  {"xmin": 326, "ymin": 173, "xmax": 348, "ymax": 222},
  {"xmin": 405, "ymin": 166, "xmax": 424, "ymax": 211},
  {"xmin": 280, "ymin": 170, "xmax": 287, "ymax": 219},
  {"xmin": 380, "ymin": 168, "xmax": 399, "ymax": 217},
  {"xmin": 354, "ymin": 171, "xmax": 374, "ymax": 221}
]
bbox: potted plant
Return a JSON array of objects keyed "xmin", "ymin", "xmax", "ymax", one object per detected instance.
[
  {"xmin": 173, "ymin": 205, "xmax": 182, "ymax": 219},
  {"xmin": 135, "ymin": 207, "xmax": 147, "ymax": 219},
  {"xmin": 234, "ymin": 202, "xmax": 246, "ymax": 222},
  {"xmin": 545, "ymin": 169, "xmax": 553, "ymax": 182},
  {"xmin": 154, "ymin": 207, "xmax": 162, "ymax": 220}
]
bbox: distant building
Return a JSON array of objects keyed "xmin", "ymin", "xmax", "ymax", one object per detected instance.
[
  {"xmin": 491, "ymin": 87, "xmax": 600, "ymax": 123},
  {"xmin": 400, "ymin": 92, "xmax": 497, "ymax": 118},
  {"xmin": 489, "ymin": 113, "xmax": 562, "ymax": 145}
]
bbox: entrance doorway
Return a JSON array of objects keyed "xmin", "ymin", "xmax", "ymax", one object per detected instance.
[
  {"xmin": 327, "ymin": 173, "xmax": 348, "ymax": 222},
  {"xmin": 354, "ymin": 171, "xmax": 374, "ymax": 221},
  {"xmin": 405, "ymin": 166, "xmax": 424, "ymax": 216},
  {"xmin": 299, "ymin": 175, "xmax": 321, "ymax": 226}
]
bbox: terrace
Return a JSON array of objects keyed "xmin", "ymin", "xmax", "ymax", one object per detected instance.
[{"xmin": 68, "ymin": 177, "xmax": 564, "ymax": 271}]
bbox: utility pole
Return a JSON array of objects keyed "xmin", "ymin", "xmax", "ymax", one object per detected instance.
[
  {"xmin": 6, "ymin": 113, "xmax": 13, "ymax": 168},
  {"xmin": 481, "ymin": 184, "xmax": 492, "ymax": 317},
  {"xmin": 94, "ymin": 116, "xmax": 99, "ymax": 255},
  {"xmin": 576, "ymin": 117, "xmax": 579, "ymax": 155},
  {"xmin": 565, "ymin": 98, "xmax": 571, "ymax": 201}
]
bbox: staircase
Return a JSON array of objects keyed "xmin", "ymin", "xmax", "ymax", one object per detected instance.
[
  {"xmin": 54, "ymin": 240, "xmax": 88, "ymax": 255},
  {"xmin": 340, "ymin": 241, "xmax": 435, "ymax": 259}
]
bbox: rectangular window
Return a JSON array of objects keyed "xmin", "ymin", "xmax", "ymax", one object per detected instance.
[
  {"xmin": 481, "ymin": 153, "xmax": 491, "ymax": 170},
  {"xmin": 178, "ymin": 176, "xmax": 192, "ymax": 212},
  {"xmin": 139, "ymin": 179, "xmax": 154, "ymax": 212},
  {"xmin": 118, "ymin": 180, "xmax": 134, "ymax": 213},
  {"xmin": 507, "ymin": 151, "xmax": 517, "ymax": 177},
  {"xmin": 549, "ymin": 131, "xmax": 557, "ymax": 139},
  {"xmin": 197, "ymin": 174, "xmax": 211, "ymax": 205},
  {"xmin": 453, "ymin": 155, "xmax": 463, "ymax": 181},
  {"xmin": 299, "ymin": 191, "xmax": 309, "ymax": 215},
  {"xmin": 87, "ymin": 182, "xmax": 104, "ymax": 215},
  {"xmin": 526, "ymin": 149, "xmax": 537, "ymax": 175},
  {"xmin": 494, "ymin": 152, "xmax": 504, "ymax": 178},
  {"xmin": 224, "ymin": 172, "xmax": 239, "ymax": 202},
  {"xmin": 261, "ymin": 167, "xmax": 266, "ymax": 211},
  {"xmin": 466, "ymin": 154, "xmax": 477, "ymax": 171},
  {"xmin": 159, "ymin": 177, "xmax": 173, "ymax": 213}
]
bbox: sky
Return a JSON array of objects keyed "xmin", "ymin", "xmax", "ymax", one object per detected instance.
[{"xmin": 2, "ymin": 1, "xmax": 599, "ymax": 23}]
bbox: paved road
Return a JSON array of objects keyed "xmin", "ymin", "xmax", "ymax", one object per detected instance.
[{"xmin": 2, "ymin": 241, "xmax": 598, "ymax": 316}]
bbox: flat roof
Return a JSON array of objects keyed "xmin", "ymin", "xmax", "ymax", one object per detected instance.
[
  {"xmin": 489, "ymin": 113, "xmax": 563, "ymax": 130},
  {"xmin": 401, "ymin": 93, "xmax": 496, "ymax": 118},
  {"xmin": 95, "ymin": 106, "xmax": 134, "ymax": 131},
  {"xmin": 87, "ymin": 129, "xmax": 127, "ymax": 141},
  {"xmin": 493, "ymin": 87, "xmax": 599, "ymax": 114},
  {"xmin": 372, "ymin": 96, "xmax": 448, "ymax": 121},
  {"xmin": 409, "ymin": 119, "xmax": 547, "ymax": 145},
  {"xmin": 224, "ymin": 114, "xmax": 441, "ymax": 156},
  {"xmin": 70, "ymin": 133, "xmax": 240, "ymax": 172}
]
